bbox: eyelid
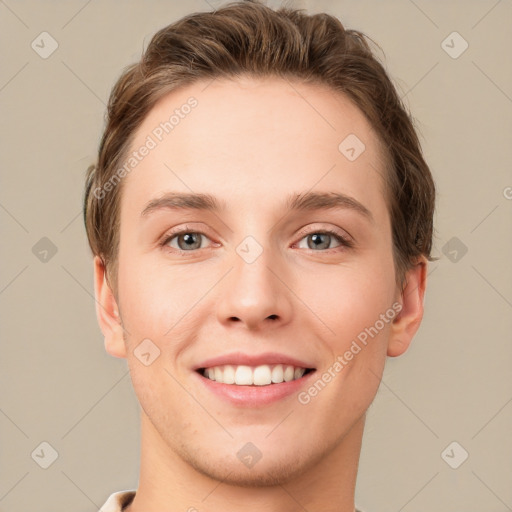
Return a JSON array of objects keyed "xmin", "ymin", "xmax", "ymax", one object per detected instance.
[
  {"xmin": 293, "ymin": 224, "xmax": 354, "ymax": 247},
  {"xmin": 159, "ymin": 224, "xmax": 217, "ymax": 249},
  {"xmin": 159, "ymin": 223, "xmax": 354, "ymax": 253}
]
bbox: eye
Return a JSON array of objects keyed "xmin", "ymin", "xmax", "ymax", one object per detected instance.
[
  {"xmin": 162, "ymin": 230, "xmax": 212, "ymax": 251},
  {"xmin": 295, "ymin": 229, "xmax": 352, "ymax": 251}
]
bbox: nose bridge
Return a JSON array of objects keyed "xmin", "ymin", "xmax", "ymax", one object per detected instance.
[{"xmin": 216, "ymin": 234, "xmax": 292, "ymax": 329}]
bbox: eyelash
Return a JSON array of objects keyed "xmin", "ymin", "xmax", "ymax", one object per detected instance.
[
  {"xmin": 294, "ymin": 227, "xmax": 354, "ymax": 251},
  {"xmin": 159, "ymin": 225, "xmax": 354, "ymax": 255}
]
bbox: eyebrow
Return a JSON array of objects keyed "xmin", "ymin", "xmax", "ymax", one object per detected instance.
[{"xmin": 141, "ymin": 191, "xmax": 373, "ymax": 222}]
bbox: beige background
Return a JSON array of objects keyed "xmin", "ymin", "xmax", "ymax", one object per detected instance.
[{"xmin": 1, "ymin": 1, "xmax": 511, "ymax": 511}]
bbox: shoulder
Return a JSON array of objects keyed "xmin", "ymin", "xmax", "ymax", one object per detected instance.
[
  {"xmin": 99, "ymin": 491, "xmax": 366, "ymax": 512},
  {"xmin": 100, "ymin": 490, "xmax": 136, "ymax": 511}
]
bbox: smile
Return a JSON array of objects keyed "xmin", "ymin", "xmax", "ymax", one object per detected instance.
[{"xmin": 198, "ymin": 364, "xmax": 315, "ymax": 386}]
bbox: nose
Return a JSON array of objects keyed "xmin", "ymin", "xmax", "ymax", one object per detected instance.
[{"xmin": 216, "ymin": 244, "xmax": 293, "ymax": 331}]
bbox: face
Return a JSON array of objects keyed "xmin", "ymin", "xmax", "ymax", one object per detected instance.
[{"xmin": 95, "ymin": 76, "xmax": 425, "ymax": 486}]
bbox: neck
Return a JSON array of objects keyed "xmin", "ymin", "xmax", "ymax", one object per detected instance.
[{"xmin": 126, "ymin": 412, "xmax": 365, "ymax": 512}]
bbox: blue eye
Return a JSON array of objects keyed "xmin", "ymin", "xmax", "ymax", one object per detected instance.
[
  {"xmin": 160, "ymin": 227, "xmax": 352, "ymax": 254},
  {"xmin": 163, "ymin": 231, "xmax": 211, "ymax": 251},
  {"xmin": 296, "ymin": 230, "xmax": 351, "ymax": 251}
]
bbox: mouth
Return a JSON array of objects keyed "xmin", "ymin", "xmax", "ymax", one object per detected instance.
[{"xmin": 196, "ymin": 364, "xmax": 316, "ymax": 386}]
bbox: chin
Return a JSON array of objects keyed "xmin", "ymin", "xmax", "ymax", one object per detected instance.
[{"xmin": 178, "ymin": 441, "xmax": 327, "ymax": 488}]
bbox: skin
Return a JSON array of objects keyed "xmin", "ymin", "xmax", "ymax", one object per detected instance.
[{"xmin": 94, "ymin": 76, "xmax": 427, "ymax": 512}]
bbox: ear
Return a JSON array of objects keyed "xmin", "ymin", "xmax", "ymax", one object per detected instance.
[
  {"xmin": 93, "ymin": 255, "xmax": 127, "ymax": 358},
  {"xmin": 387, "ymin": 256, "xmax": 428, "ymax": 357}
]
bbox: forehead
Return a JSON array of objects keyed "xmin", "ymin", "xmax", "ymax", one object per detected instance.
[{"xmin": 120, "ymin": 76, "xmax": 389, "ymax": 219}]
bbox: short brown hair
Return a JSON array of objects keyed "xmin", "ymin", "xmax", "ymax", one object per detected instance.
[{"xmin": 84, "ymin": 0, "xmax": 436, "ymax": 292}]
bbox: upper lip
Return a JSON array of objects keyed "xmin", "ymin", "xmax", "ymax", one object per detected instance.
[{"xmin": 194, "ymin": 351, "xmax": 316, "ymax": 371}]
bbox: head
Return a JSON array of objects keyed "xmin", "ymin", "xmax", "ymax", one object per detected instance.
[{"xmin": 84, "ymin": 0, "xmax": 435, "ymax": 487}]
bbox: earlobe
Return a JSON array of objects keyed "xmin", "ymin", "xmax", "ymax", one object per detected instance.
[
  {"xmin": 93, "ymin": 256, "xmax": 127, "ymax": 359},
  {"xmin": 387, "ymin": 257, "xmax": 428, "ymax": 357}
]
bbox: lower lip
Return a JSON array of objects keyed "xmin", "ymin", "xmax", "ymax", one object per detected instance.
[{"xmin": 194, "ymin": 370, "xmax": 317, "ymax": 407}]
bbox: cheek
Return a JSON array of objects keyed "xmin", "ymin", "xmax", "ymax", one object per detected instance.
[
  {"xmin": 301, "ymin": 256, "xmax": 396, "ymax": 343},
  {"xmin": 297, "ymin": 262, "xmax": 395, "ymax": 420},
  {"xmin": 116, "ymin": 249, "xmax": 193, "ymax": 339}
]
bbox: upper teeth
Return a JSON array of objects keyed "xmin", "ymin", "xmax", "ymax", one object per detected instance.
[{"xmin": 203, "ymin": 364, "xmax": 307, "ymax": 386}]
